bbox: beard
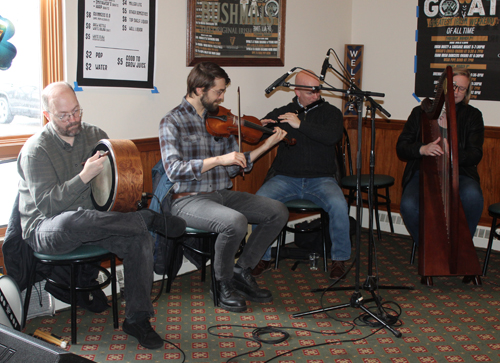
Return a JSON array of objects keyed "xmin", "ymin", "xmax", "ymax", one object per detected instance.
[
  {"xmin": 200, "ymin": 93, "xmax": 219, "ymax": 113},
  {"xmin": 52, "ymin": 120, "xmax": 82, "ymax": 138}
]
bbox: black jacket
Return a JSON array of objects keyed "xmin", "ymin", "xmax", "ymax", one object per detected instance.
[
  {"xmin": 263, "ymin": 96, "xmax": 343, "ymax": 179},
  {"xmin": 396, "ymin": 101, "xmax": 484, "ymax": 190},
  {"xmin": 2, "ymin": 194, "xmax": 50, "ymax": 291}
]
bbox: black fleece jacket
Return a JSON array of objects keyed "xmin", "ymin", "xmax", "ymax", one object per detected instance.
[
  {"xmin": 263, "ymin": 96, "xmax": 343, "ymax": 178},
  {"xmin": 396, "ymin": 101, "xmax": 484, "ymax": 190}
]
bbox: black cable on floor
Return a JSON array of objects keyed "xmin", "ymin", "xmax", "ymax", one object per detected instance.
[
  {"xmin": 207, "ymin": 323, "xmax": 383, "ymax": 363},
  {"xmin": 161, "ymin": 338, "xmax": 186, "ymax": 362}
]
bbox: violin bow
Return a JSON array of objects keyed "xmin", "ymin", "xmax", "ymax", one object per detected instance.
[{"xmin": 237, "ymin": 87, "xmax": 244, "ymax": 178}]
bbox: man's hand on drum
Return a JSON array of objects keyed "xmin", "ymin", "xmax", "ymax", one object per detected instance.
[{"xmin": 80, "ymin": 151, "xmax": 108, "ymax": 184}]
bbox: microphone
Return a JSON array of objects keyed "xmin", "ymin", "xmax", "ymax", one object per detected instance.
[
  {"xmin": 265, "ymin": 67, "xmax": 296, "ymax": 94},
  {"xmin": 319, "ymin": 50, "xmax": 331, "ymax": 81}
]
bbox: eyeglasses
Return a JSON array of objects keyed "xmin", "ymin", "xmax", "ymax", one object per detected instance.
[
  {"xmin": 208, "ymin": 88, "xmax": 226, "ymax": 97},
  {"xmin": 453, "ymin": 84, "xmax": 467, "ymax": 93},
  {"xmin": 51, "ymin": 108, "xmax": 83, "ymax": 122}
]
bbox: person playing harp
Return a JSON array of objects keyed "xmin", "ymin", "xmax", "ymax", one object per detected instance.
[{"xmin": 396, "ymin": 67, "xmax": 484, "ymax": 282}]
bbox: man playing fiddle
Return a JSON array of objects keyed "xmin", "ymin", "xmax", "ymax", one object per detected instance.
[
  {"xmin": 252, "ymin": 70, "xmax": 352, "ymax": 279},
  {"xmin": 159, "ymin": 61, "xmax": 289, "ymax": 313}
]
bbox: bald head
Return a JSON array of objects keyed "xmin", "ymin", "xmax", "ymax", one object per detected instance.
[
  {"xmin": 41, "ymin": 82, "xmax": 76, "ymax": 112},
  {"xmin": 41, "ymin": 81, "xmax": 82, "ymax": 140},
  {"xmin": 295, "ymin": 70, "xmax": 320, "ymax": 89},
  {"xmin": 294, "ymin": 71, "xmax": 321, "ymax": 107}
]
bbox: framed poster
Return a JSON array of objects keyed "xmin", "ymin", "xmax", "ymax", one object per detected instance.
[
  {"xmin": 76, "ymin": 0, "xmax": 156, "ymax": 88},
  {"xmin": 186, "ymin": 0, "xmax": 286, "ymax": 67},
  {"xmin": 415, "ymin": 0, "xmax": 499, "ymax": 101}
]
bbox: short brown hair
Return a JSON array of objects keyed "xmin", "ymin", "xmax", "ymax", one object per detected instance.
[{"xmin": 186, "ymin": 62, "xmax": 230, "ymax": 97}]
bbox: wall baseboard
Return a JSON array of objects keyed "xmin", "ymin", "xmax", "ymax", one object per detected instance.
[{"xmin": 52, "ymin": 209, "xmax": 495, "ymax": 312}]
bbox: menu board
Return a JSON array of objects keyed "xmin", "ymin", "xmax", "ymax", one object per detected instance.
[
  {"xmin": 415, "ymin": 0, "xmax": 499, "ymax": 101},
  {"xmin": 77, "ymin": 0, "xmax": 155, "ymax": 88},
  {"xmin": 187, "ymin": 0, "xmax": 286, "ymax": 66}
]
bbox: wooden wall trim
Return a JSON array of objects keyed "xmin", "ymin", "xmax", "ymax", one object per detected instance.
[
  {"xmin": 344, "ymin": 118, "xmax": 500, "ymax": 227},
  {"xmin": 132, "ymin": 120, "xmax": 498, "ymax": 228}
]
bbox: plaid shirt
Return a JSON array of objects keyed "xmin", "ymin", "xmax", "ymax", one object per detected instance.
[{"xmin": 159, "ymin": 97, "xmax": 252, "ymax": 194}]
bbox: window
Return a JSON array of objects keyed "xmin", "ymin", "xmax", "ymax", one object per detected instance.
[{"xmin": 0, "ymin": 0, "xmax": 63, "ymax": 236}]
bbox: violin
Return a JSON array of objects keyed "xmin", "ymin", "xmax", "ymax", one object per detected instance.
[{"xmin": 206, "ymin": 105, "xmax": 296, "ymax": 146}]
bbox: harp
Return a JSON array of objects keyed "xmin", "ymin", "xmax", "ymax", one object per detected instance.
[{"xmin": 418, "ymin": 66, "xmax": 482, "ymax": 286}]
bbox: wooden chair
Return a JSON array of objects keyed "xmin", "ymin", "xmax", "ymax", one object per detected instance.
[{"xmin": 23, "ymin": 245, "xmax": 119, "ymax": 345}]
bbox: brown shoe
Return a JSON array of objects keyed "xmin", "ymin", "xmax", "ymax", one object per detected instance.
[
  {"xmin": 330, "ymin": 260, "xmax": 346, "ymax": 280},
  {"xmin": 251, "ymin": 260, "xmax": 272, "ymax": 277}
]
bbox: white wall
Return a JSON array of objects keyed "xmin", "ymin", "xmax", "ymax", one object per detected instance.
[
  {"xmin": 63, "ymin": 0, "xmax": 499, "ymax": 138},
  {"xmin": 351, "ymin": 0, "xmax": 498, "ymax": 125},
  {"xmin": 63, "ymin": 0, "xmax": 352, "ymax": 140}
]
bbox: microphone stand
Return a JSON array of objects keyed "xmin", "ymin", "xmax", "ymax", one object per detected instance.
[
  {"xmin": 362, "ymin": 96, "xmax": 413, "ymax": 293},
  {"xmin": 292, "ymin": 83, "xmax": 407, "ymax": 338}
]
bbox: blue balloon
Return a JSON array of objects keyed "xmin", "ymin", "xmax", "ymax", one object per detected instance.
[
  {"xmin": 0, "ymin": 15, "xmax": 15, "ymax": 41},
  {"xmin": 0, "ymin": 15, "xmax": 17, "ymax": 70}
]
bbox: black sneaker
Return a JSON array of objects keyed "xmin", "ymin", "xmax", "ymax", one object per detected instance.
[
  {"xmin": 232, "ymin": 265, "xmax": 273, "ymax": 303},
  {"xmin": 123, "ymin": 317, "xmax": 164, "ymax": 349}
]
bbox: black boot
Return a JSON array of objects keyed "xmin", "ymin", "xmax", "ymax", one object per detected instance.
[
  {"xmin": 232, "ymin": 264, "xmax": 273, "ymax": 303},
  {"xmin": 215, "ymin": 280, "xmax": 247, "ymax": 313},
  {"xmin": 137, "ymin": 209, "xmax": 186, "ymax": 238}
]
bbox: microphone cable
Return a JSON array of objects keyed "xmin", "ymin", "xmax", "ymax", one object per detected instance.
[
  {"xmin": 207, "ymin": 322, "xmax": 388, "ymax": 363},
  {"xmin": 316, "ymin": 244, "xmax": 404, "ymax": 330}
]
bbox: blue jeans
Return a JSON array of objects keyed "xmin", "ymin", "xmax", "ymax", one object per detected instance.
[
  {"xmin": 256, "ymin": 176, "xmax": 351, "ymax": 261},
  {"xmin": 170, "ymin": 189, "xmax": 288, "ymax": 281},
  {"xmin": 400, "ymin": 171, "xmax": 483, "ymax": 245},
  {"xmin": 27, "ymin": 208, "xmax": 155, "ymax": 320}
]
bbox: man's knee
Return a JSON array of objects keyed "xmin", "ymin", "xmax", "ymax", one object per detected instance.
[
  {"xmin": 222, "ymin": 214, "xmax": 248, "ymax": 239},
  {"xmin": 400, "ymin": 194, "xmax": 418, "ymax": 217},
  {"xmin": 273, "ymin": 200, "xmax": 289, "ymax": 224},
  {"xmin": 325, "ymin": 196, "xmax": 348, "ymax": 216}
]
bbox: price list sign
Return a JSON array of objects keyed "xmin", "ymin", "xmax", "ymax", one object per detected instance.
[
  {"xmin": 187, "ymin": 0, "xmax": 286, "ymax": 66},
  {"xmin": 77, "ymin": 0, "xmax": 156, "ymax": 88},
  {"xmin": 415, "ymin": 0, "xmax": 500, "ymax": 101}
]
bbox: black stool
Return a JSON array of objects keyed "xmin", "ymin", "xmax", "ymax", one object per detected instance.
[
  {"xmin": 167, "ymin": 227, "xmax": 218, "ymax": 306},
  {"xmin": 275, "ymin": 199, "xmax": 329, "ymax": 272},
  {"xmin": 23, "ymin": 245, "xmax": 119, "ymax": 344},
  {"xmin": 341, "ymin": 174, "xmax": 395, "ymax": 240},
  {"xmin": 482, "ymin": 202, "xmax": 500, "ymax": 276}
]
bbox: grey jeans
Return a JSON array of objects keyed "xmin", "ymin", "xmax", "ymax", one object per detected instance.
[
  {"xmin": 171, "ymin": 189, "xmax": 288, "ymax": 281},
  {"xmin": 26, "ymin": 208, "xmax": 154, "ymax": 320}
]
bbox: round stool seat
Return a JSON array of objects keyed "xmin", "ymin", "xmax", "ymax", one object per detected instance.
[
  {"xmin": 341, "ymin": 174, "xmax": 395, "ymax": 188},
  {"xmin": 25, "ymin": 244, "xmax": 118, "ymax": 345},
  {"xmin": 285, "ymin": 199, "xmax": 322, "ymax": 210},
  {"xmin": 489, "ymin": 202, "xmax": 500, "ymax": 216},
  {"xmin": 34, "ymin": 245, "xmax": 111, "ymax": 261}
]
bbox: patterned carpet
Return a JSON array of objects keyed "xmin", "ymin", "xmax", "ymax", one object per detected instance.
[{"xmin": 22, "ymin": 231, "xmax": 500, "ymax": 363}]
